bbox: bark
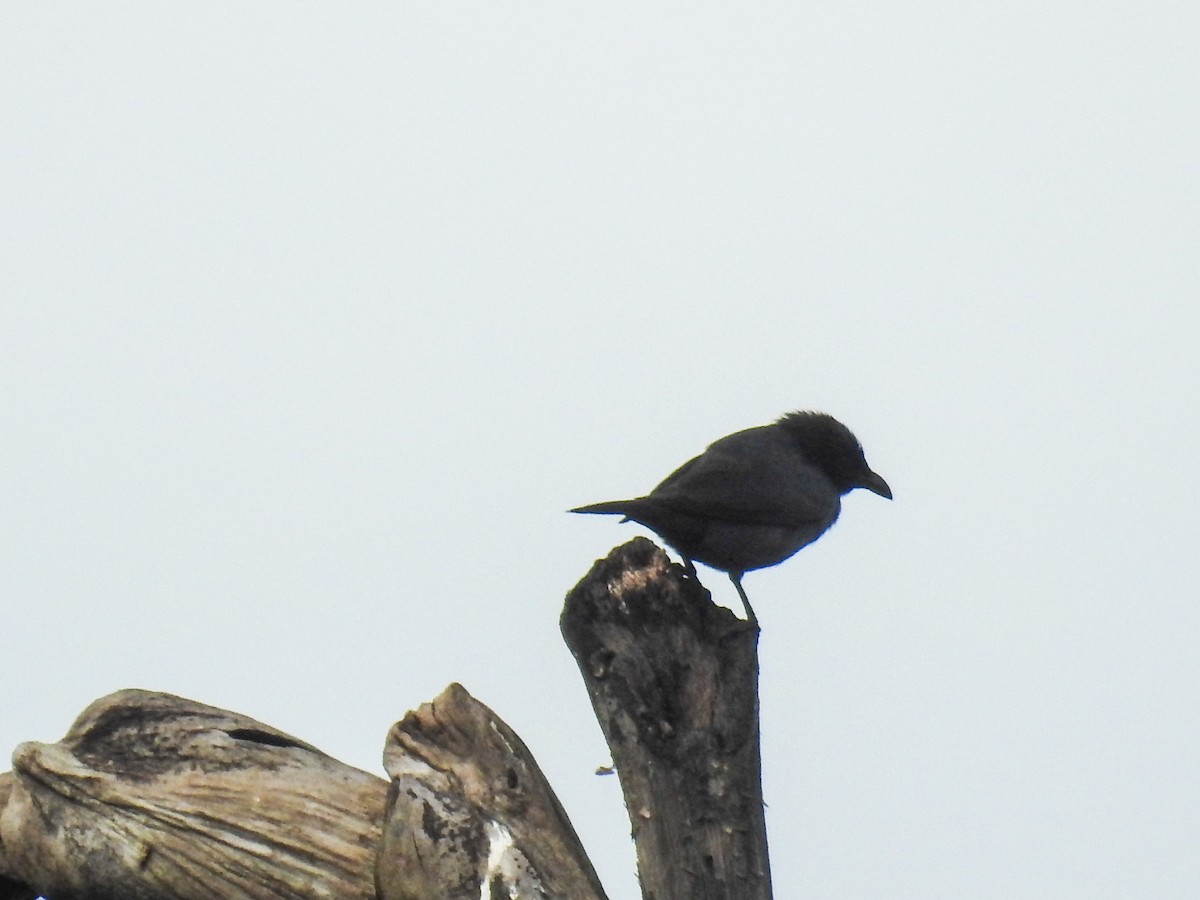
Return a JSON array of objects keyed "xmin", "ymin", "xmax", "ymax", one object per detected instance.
[
  {"xmin": 560, "ymin": 537, "xmax": 772, "ymax": 900},
  {"xmin": 377, "ymin": 683, "xmax": 606, "ymax": 900},
  {"xmin": 0, "ymin": 690, "xmax": 387, "ymax": 900}
]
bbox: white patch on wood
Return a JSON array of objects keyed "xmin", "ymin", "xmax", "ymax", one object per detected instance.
[
  {"xmin": 480, "ymin": 819, "xmax": 512, "ymax": 900},
  {"xmin": 478, "ymin": 818, "xmax": 547, "ymax": 900}
]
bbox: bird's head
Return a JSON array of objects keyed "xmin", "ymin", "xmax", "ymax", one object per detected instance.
[{"xmin": 777, "ymin": 411, "xmax": 892, "ymax": 499}]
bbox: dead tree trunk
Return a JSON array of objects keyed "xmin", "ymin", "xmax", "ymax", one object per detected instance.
[{"xmin": 561, "ymin": 537, "xmax": 773, "ymax": 900}]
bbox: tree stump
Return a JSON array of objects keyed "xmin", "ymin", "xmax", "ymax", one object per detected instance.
[{"xmin": 561, "ymin": 537, "xmax": 772, "ymax": 900}]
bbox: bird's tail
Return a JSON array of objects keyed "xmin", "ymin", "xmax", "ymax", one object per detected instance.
[{"xmin": 569, "ymin": 500, "xmax": 634, "ymax": 517}]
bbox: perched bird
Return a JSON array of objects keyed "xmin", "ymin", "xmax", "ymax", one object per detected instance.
[{"xmin": 570, "ymin": 411, "xmax": 891, "ymax": 623}]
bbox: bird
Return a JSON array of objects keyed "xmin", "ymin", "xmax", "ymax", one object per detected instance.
[{"xmin": 570, "ymin": 411, "xmax": 891, "ymax": 623}]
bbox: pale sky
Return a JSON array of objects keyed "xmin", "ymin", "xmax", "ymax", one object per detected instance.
[{"xmin": 2, "ymin": 5, "xmax": 1198, "ymax": 898}]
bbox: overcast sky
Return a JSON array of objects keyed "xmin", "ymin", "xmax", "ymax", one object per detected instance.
[{"xmin": 2, "ymin": 5, "xmax": 1197, "ymax": 898}]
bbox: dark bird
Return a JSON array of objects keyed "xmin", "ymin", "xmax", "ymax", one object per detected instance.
[{"xmin": 570, "ymin": 411, "xmax": 891, "ymax": 623}]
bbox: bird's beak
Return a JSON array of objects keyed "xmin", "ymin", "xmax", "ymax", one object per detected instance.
[{"xmin": 860, "ymin": 470, "xmax": 892, "ymax": 499}]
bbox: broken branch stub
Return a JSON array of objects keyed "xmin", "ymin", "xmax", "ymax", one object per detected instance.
[
  {"xmin": 561, "ymin": 537, "xmax": 773, "ymax": 900},
  {"xmin": 378, "ymin": 682, "xmax": 607, "ymax": 900},
  {"xmin": 0, "ymin": 690, "xmax": 387, "ymax": 900}
]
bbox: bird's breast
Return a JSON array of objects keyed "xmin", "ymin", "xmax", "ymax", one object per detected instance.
[{"xmin": 689, "ymin": 520, "xmax": 833, "ymax": 573}]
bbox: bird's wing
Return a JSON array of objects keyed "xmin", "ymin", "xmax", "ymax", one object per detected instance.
[{"xmin": 649, "ymin": 430, "xmax": 838, "ymax": 527}]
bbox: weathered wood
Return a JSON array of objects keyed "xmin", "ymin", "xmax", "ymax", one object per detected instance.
[
  {"xmin": 0, "ymin": 690, "xmax": 387, "ymax": 900},
  {"xmin": 561, "ymin": 537, "xmax": 772, "ymax": 900},
  {"xmin": 377, "ymin": 682, "xmax": 607, "ymax": 900},
  {"xmin": 3, "ymin": 543, "xmax": 777, "ymax": 899}
]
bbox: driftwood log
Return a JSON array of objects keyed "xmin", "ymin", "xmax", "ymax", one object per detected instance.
[
  {"xmin": 1, "ymin": 538, "xmax": 774, "ymax": 898},
  {"xmin": 0, "ymin": 690, "xmax": 388, "ymax": 900},
  {"xmin": 562, "ymin": 537, "xmax": 772, "ymax": 900}
]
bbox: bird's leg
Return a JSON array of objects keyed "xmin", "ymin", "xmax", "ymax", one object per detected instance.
[
  {"xmin": 682, "ymin": 557, "xmax": 699, "ymax": 579},
  {"xmin": 729, "ymin": 573, "xmax": 758, "ymax": 625}
]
